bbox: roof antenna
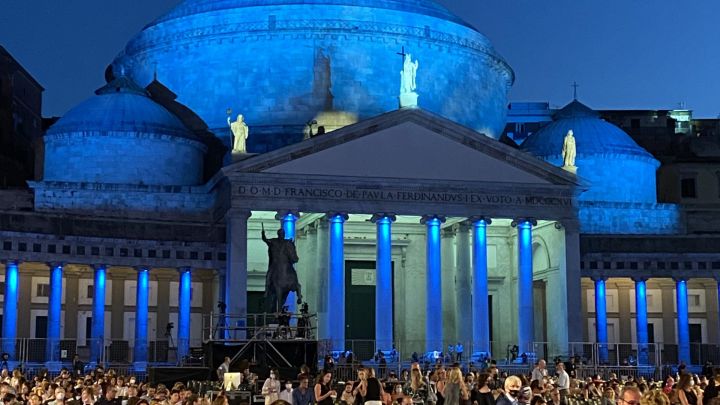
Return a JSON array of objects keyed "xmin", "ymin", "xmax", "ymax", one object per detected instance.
[{"xmin": 571, "ymin": 81, "xmax": 579, "ymax": 100}]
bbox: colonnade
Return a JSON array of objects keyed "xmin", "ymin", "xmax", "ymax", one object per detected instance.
[
  {"xmin": 592, "ymin": 276, "xmax": 691, "ymax": 364},
  {"xmin": 0, "ymin": 260, "xmax": 193, "ymax": 371},
  {"xmin": 225, "ymin": 211, "xmax": 540, "ymax": 355}
]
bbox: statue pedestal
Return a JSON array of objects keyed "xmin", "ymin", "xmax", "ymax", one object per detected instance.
[
  {"xmin": 562, "ymin": 165, "xmax": 577, "ymax": 174},
  {"xmin": 231, "ymin": 152, "xmax": 257, "ymax": 162},
  {"xmin": 399, "ymin": 92, "xmax": 419, "ymax": 109}
]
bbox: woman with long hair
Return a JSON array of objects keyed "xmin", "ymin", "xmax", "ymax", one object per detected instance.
[
  {"xmin": 471, "ymin": 373, "xmax": 494, "ymax": 405},
  {"xmin": 360, "ymin": 368, "xmax": 385, "ymax": 405},
  {"xmin": 404, "ymin": 368, "xmax": 428, "ymax": 405},
  {"xmin": 315, "ymin": 371, "xmax": 338, "ymax": 405},
  {"xmin": 443, "ymin": 368, "xmax": 468, "ymax": 405},
  {"xmin": 677, "ymin": 373, "xmax": 702, "ymax": 405},
  {"xmin": 262, "ymin": 369, "xmax": 281, "ymax": 405}
]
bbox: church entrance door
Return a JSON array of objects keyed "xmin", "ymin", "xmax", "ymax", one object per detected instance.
[{"xmin": 345, "ymin": 261, "xmax": 376, "ymax": 360}]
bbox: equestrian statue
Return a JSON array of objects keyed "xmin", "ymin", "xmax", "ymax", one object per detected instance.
[{"xmin": 262, "ymin": 224, "xmax": 303, "ymax": 313}]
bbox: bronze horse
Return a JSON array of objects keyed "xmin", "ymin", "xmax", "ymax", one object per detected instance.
[{"xmin": 262, "ymin": 226, "xmax": 303, "ymax": 313}]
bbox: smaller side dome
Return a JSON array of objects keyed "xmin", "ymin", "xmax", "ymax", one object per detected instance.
[
  {"xmin": 43, "ymin": 76, "xmax": 207, "ymax": 186},
  {"xmin": 521, "ymin": 100, "xmax": 659, "ymax": 204}
]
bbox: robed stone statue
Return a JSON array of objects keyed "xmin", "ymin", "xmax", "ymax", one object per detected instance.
[
  {"xmin": 562, "ymin": 129, "xmax": 577, "ymax": 171},
  {"xmin": 262, "ymin": 224, "xmax": 303, "ymax": 313},
  {"xmin": 228, "ymin": 114, "xmax": 249, "ymax": 154},
  {"xmin": 399, "ymin": 53, "xmax": 419, "ymax": 108}
]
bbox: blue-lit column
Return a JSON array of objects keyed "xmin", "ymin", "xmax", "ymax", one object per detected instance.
[
  {"xmin": 134, "ymin": 267, "xmax": 150, "ymax": 371},
  {"xmin": 1, "ymin": 260, "xmax": 19, "ymax": 361},
  {"xmin": 278, "ymin": 212, "xmax": 299, "ymax": 322},
  {"xmin": 91, "ymin": 264, "xmax": 107, "ymax": 365},
  {"xmin": 593, "ymin": 276, "xmax": 609, "ymax": 363},
  {"xmin": 472, "ymin": 217, "xmax": 492, "ymax": 356},
  {"xmin": 327, "ymin": 213, "xmax": 348, "ymax": 351},
  {"xmin": 676, "ymin": 277, "xmax": 690, "ymax": 364},
  {"xmin": 633, "ymin": 277, "xmax": 649, "ymax": 365},
  {"xmin": 178, "ymin": 267, "xmax": 192, "ymax": 362},
  {"xmin": 515, "ymin": 219, "xmax": 536, "ymax": 355},
  {"xmin": 455, "ymin": 222, "xmax": 472, "ymax": 349},
  {"xmin": 372, "ymin": 214, "xmax": 396, "ymax": 350},
  {"xmin": 46, "ymin": 262, "xmax": 63, "ymax": 370},
  {"xmin": 422, "ymin": 215, "xmax": 446, "ymax": 353}
]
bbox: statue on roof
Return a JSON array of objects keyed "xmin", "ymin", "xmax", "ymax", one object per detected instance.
[
  {"xmin": 227, "ymin": 113, "xmax": 249, "ymax": 154},
  {"xmin": 562, "ymin": 129, "xmax": 577, "ymax": 169},
  {"xmin": 399, "ymin": 51, "xmax": 419, "ymax": 108}
]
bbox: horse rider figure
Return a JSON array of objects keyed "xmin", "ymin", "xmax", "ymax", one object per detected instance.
[{"xmin": 262, "ymin": 224, "xmax": 303, "ymax": 313}]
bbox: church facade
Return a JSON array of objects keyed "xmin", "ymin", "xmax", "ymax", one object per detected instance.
[{"xmin": 1, "ymin": 0, "xmax": 719, "ymax": 370}]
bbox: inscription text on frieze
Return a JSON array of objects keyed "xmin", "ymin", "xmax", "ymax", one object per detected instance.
[{"xmin": 236, "ymin": 185, "xmax": 572, "ymax": 207}]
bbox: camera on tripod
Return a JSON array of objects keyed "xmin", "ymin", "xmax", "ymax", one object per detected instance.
[
  {"xmin": 217, "ymin": 301, "xmax": 227, "ymax": 313},
  {"xmin": 165, "ymin": 322, "xmax": 174, "ymax": 336}
]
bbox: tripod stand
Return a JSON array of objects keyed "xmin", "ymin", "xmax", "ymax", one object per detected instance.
[
  {"xmin": 214, "ymin": 312, "xmax": 229, "ymax": 339},
  {"xmin": 165, "ymin": 323, "xmax": 175, "ymax": 348}
]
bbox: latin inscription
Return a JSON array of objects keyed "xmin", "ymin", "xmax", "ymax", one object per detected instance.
[{"xmin": 236, "ymin": 185, "xmax": 572, "ymax": 207}]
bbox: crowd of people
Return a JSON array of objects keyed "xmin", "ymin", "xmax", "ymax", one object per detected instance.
[
  {"xmin": 0, "ymin": 356, "xmax": 716, "ymax": 405},
  {"xmin": 253, "ymin": 358, "xmax": 720, "ymax": 405}
]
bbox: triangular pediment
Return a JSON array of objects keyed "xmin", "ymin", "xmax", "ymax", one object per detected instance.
[{"xmin": 224, "ymin": 109, "xmax": 581, "ymax": 187}]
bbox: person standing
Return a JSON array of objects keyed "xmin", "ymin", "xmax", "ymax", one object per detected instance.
[
  {"xmin": 315, "ymin": 371, "xmax": 337, "ymax": 405},
  {"xmin": 455, "ymin": 344, "xmax": 463, "ymax": 363},
  {"xmin": 217, "ymin": 357, "xmax": 231, "ymax": 381},
  {"xmin": 262, "ymin": 369, "xmax": 281, "ymax": 405},
  {"xmin": 531, "ymin": 360, "xmax": 547, "ymax": 384},
  {"xmin": 360, "ymin": 369, "xmax": 385, "ymax": 405},
  {"xmin": 555, "ymin": 362, "xmax": 569, "ymax": 402}
]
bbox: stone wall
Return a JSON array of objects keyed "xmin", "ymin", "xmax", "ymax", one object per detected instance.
[{"xmin": 578, "ymin": 201, "xmax": 683, "ymax": 235}]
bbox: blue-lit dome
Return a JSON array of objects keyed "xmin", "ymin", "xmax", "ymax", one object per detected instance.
[
  {"xmin": 114, "ymin": 0, "xmax": 514, "ymax": 152},
  {"xmin": 521, "ymin": 100, "xmax": 660, "ymax": 203},
  {"xmin": 43, "ymin": 76, "xmax": 207, "ymax": 186}
]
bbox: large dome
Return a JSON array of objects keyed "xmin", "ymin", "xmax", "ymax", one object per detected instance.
[
  {"xmin": 43, "ymin": 77, "xmax": 207, "ymax": 186},
  {"xmin": 113, "ymin": 0, "xmax": 514, "ymax": 152},
  {"xmin": 521, "ymin": 100, "xmax": 660, "ymax": 204}
]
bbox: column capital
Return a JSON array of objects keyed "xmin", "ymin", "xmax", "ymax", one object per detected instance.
[
  {"xmin": 178, "ymin": 266, "xmax": 192, "ymax": 274},
  {"xmin": 1, "ymin": 260, "xmax": 19, "ymax": 266},
  {"xmin": 420, "ymin": 215, "xmax": 446, "ymax": 225},
  {"xmin": 370, "ymin": 213, "xmax": 397, "ymax": 223},
  {"xmin": 225, "ymin": 208, "xmax": 252, "ymax": 221},
  {"xmin": 453, "ymin": 221, "xmax": 472, "ymax": 233},
  {"xmin": 326, "ymin": 212, "xmax": 349, "ymax": 222},
  {"xmin": 275, "ymin": 210, "xmax": 300, "ymax": 220},
  {"xmin": 511, "ymin": 218, "xmax": 537, "ymax": 228},
  {"xmin": 469, "ymin": 216, "xmax": 493, "ymax": 226},
  {"xmin": 632, "ymin": 276, "xmax": 649, "ymax": 283},
  {"xmin": 92, "ymin": 264, "xmax": 107, "ymax": 271},
  {"xmin": 47, "ymin": 261, "xmax": 65, "ymax": 269},
  {"xmin": 590, "ymin": 273, "xmax": 608, "ymax": 282},
  {"xmin": 134, "ymin": 266, "xmax": 151, "ymax": 273}
]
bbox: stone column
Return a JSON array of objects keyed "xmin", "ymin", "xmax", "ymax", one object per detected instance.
[
  {"xmin": 593, "ymin": 276, "xmax": 609, "ymax": 363},
  {"xmin": 515, "ymin": 219, "xmax": 536, "ymax": 354},
  {"xmin": 675, "ymin": 277, "xmax": 690, "ymax": 364},
  {"xmin": 46, "ymin": 262, "xmax": 63, "ymax": 370},
  {"xmin": 134, "ymin": 267, "xmax": 150, "ymax": 371},
  {"xmin": 372, "ymin": 214, "xmax": 396, "ymax": 350},
  {"xmin": 633, "ymin": 277, "xmax": 649, "ymax": 365},
  {"xmin": 226, "ymin": 209, "xmax": 251, "ymax": 337},
  {"xmin": 278, "ymin": 212, "xmax": 299, "ymax": 320},
  {"xmin": 455, "ymin": 222, "xmax": 472, "ymax": 349},
  {"xmin": 64, "ymin": 272, "xmax": 80, "ymax": 339},
  {"xmin": 91, "ymin": 264, "xmax": 107, "ymax": 365},
  {"xmin": 472, "ymin": 217, "xmax": 491, "ymax": 356},
  {"xmin": 422, "ymin": 215, "xmax": 446, "ymax": 353},
  {"xmin": 440, "ymin": 227, "xmax": 456, "ymax": 348},
  {"xmin": 1, "ymin": 260, "xmax": 19, "ymax": 362},
  {"xmin": 618, "ymin": 283, "xmax": 632, "ymax": 343},
  {"xmin": 563, "ymin": 222, "xmax": 583, "ymax": 343},
  {"xmin": 316, "ymin": 219, "xmax": 330, "ymax": 340},
  {"xmin": 327, "ymin": 213, "xmax": 348, "ymax": 351},
  {"xmin": 177, "ymin": 267, "xmax": 192, "ymax": 361}
]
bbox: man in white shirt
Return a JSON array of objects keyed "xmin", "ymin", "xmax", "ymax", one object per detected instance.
[
  {"xmin": 217, "ymin": 357, "xmax": 231, "ymax": 381},
  {"xmin": 531, "ymin": 359, "xmax": 547, "ymax": 383},
  {"xmin": 555, "ymin": 362, "xmax": 570, "ymax": 402},
  {"xmin": 279, "ymin": 381, "xmax": 294, "ymax": 403}
]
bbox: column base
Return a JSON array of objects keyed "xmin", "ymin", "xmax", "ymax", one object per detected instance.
[
  {"xmin": 45, "ymin": 361, "xmax": 63, "ymax": 372},
  {"xmin": 133, "ymin": 361, "xmax": 148, "ymax": 373}
]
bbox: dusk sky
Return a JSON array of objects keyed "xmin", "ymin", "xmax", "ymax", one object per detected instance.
[{"xmin": 1, "ymin": 0, "xmax": 718, "ymax": 118}]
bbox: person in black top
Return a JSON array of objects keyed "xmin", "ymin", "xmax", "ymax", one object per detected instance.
[
  {"xmin": 471, "ymin": 373, "xmax": 494, "ymax": 405},
  {"xmin": 359, "ymin": 369, "xmax": 385, "ymax": 405},
  {"xmin": 314, "ymin": 371, "xmax": 337, "ymax": 405}
]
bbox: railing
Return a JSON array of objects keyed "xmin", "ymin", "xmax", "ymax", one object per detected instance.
[
  {"xmin": 203, "ymin": 312, "xmax": 318, "ymax": 342},
  {"xmin": 0, "ymin": 337, "xmax": 205, "ymax": 372}
]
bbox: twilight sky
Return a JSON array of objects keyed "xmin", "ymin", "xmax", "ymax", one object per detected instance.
[{"xmin": 1, "ymin": 0, "xmax": 718, "ymax": 118}]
